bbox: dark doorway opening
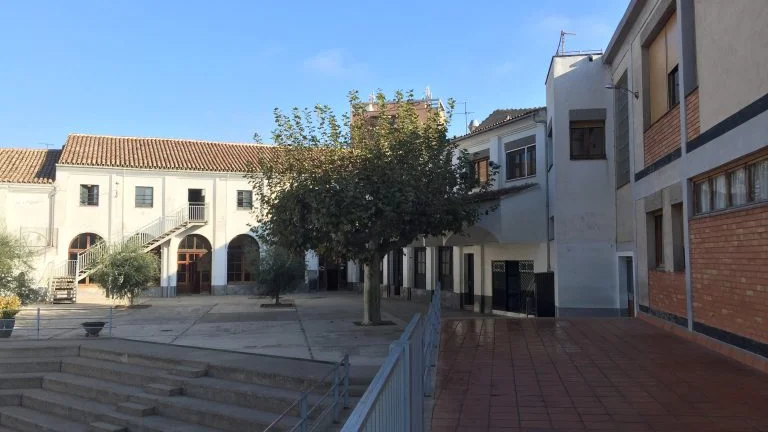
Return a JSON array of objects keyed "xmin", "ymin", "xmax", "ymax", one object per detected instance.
[
  {"xmin": 188, "ymin": 188, "xmax": 204, "ymax": 204},
  {"xmin": 319, "ymin": 257, "xmax": 345, "ymax": 291},
  {"xmin": 491, "ymin": 260, "xmax": 535, "ymax": 314},
  {"xmin": 413, "ymin": 247, "xmax": 426, "ymax": 290},
  {"xmin": 463, "ymin": 254, "xmax": 474, "ymax": 308},
  {"xmin": 177, "ymin": 234, "xmax": 212, "ymax": 295},
  {"xmin": 390, "ymin": 249, "xmax": 403, "ymax": 296}
]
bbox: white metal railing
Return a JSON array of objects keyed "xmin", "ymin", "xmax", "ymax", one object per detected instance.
[
  {"xmin": 341, "ymin": 283, "xmax": 442, "ymax": 432},
  {"xmin": 263, "ymin": 355, "xmax": 350, "ymax": 432},
  {"xmin": 41, "ymin": 204, "xmax": 208, "ymax": 293},
  {"xmin": 0, "ymin": 307, "xmax": 114, "ymax": 339},
  {"xmin": 76, "ymin": 204, "xmax": 208, "ymax": 279}
]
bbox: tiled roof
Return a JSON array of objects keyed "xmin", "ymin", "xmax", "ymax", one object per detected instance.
[
  {"xmin": 0, "ymin": 149, "xmax": 60, "ymax": 184},
  {"xmin": 453, "ymin": 107, "xmax": 545, "ymax": 142},
  {"xmin": 477, "ymin": 108, "xmax": 541, "ymax": 130},
  {"xmin": 58, "ymin": 134, "xmax": 278, "ymax": 173}
]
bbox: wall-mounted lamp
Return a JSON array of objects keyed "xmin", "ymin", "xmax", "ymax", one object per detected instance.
[{"xmin": 605, "ymin": 84, "xmax": 639, "ymax": 99}]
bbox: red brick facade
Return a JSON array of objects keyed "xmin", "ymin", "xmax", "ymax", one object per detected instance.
[
  {"xmin": 685, "ymin": 89, "xmax": 700, "ymax": 140},
  {"xmin": 649, "ymin": 270, "xmax": 687, "ymax": 318},
  {"xmin": 690, "ymin": 205, "xmax": 768, "ymax": 344},
  {"xmin": 643, "ymin": 107, "xmax": 681, "ymax": 166}
]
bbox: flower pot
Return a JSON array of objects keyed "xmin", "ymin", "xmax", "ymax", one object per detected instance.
[
  {"xmin": 0, "ymin": 318, "xmax": 15, "ymax": 338},
  {"xmin": 82, "ymin": 321, "xmax": 106, "ymax": 337}
]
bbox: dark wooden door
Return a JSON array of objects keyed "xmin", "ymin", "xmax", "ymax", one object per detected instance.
[
  {"xmin": 464, "ymin": 254, "xmax": 474, "ymax": 307},
  {"xmin": 438, "ymin": 247, "xmax": 453, "ymax": 291},
  {"xmin": 177, "ymin": 252, "xmax": 211, "ymax": 295},
  {"xmin": 414, "ymin": 248, "xmax": 426, "ymax": 290},
  {"xmin": 391, "ymin": 249, "xmax": 403, "ymax": 296}
]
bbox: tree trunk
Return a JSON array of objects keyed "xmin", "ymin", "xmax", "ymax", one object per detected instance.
[{"xmin": 362, "ymin": 254, "xmax": 382, "ymax": 325}]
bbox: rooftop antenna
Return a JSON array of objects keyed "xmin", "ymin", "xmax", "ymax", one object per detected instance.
[
  {"xmin": 456, "ymin": 102, "xmax": 474, "ymax": 134},
  {"xmin": 558, "ymin": 30, "xmax": 576, "ymax": 55},
  {"xmin": 425, "ymin": 85, "xmax": 432, "ymax": 101}
]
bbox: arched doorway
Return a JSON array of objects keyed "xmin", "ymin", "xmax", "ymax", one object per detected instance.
[
  {"xmin": 227, "ymin": 234, "xmax": 259, "ymax": 283},
  {"xmin": 177, "ymin": 234, "xmax": 212, "ymax": 294},
  {"xmin": 69, "ymin": 233, "xmax": 103, "ymax": 284}
]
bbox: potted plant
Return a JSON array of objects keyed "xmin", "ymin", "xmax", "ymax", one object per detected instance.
[{"xmin": 0, "ymin": 295, "xmax": 21, "ymax": 338}]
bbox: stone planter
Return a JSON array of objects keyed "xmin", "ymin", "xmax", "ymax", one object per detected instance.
[{"xmin": 0, "ymin": 318, "xmax": 15, "ymax": 338}]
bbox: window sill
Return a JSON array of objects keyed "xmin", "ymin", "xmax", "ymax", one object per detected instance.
[
  {"xmin": 79, "ymin": 204, "xmax": 99, "ymax": 207},
  {"xmin": 136, "ymin": 205, "xmax": 153, "ymax": 209},
  {"xmin": 506, "ymin": 174, "xmax": 536, "ymax": 182},
  {"xmin": 691, "ymin": 199, "xmax": 768, "ymax": 220},
  {"xmin": 236, "ymin": 207, "xmax": 253, "ymax": 211},
  {"xmin": 570, "ymin": 156, "xmax": 607, "ymax": 161}
]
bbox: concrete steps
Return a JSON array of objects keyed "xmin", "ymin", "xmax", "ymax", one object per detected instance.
[
  {"xmin": 0, "ymin": 341, "xmax": 355, "ymax": 432},
  {"xmin": 41, "ymin": 373, "xmax": 299, "ymax": 431},
  {"xmin": 0, "ymin": 405, "xmax": 89, "ymax": 432},
  {"xmin": 20, "ymin": 389, "xmax": 216, "ymax": 432},
  {"xmin": 0, "ymin": 358, "xmax": 62, "ymax": 374},
  {"xmin": 0, "ymin": 375, "xmax": 42, "ymax": 391}
]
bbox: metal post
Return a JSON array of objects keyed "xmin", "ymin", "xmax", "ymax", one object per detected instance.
[
  {"xmin": 299, "ymin": 392, "xmax": 308, "ymax": 432},
  {"xmin": 332, "ymin": 365, "xmax": 340, "ymax": 423},
  {"xmin": 108, "ymin": 307, "xmax": 113, "ymax": 337},
  {"xmin": 402, "ymin": 343, "xmax": 411, "ymax": 432},
  {"xmin": 36, "ymin": 308, "xmax": 41, "ymax": 340},
  {"xmin": 343, "ymin": 354, "xmax": 350, "ymax": 409}
]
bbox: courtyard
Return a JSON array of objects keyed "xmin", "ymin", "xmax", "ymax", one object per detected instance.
[{"xmin": 432, "ymin": 318, "xmax": 768, "ymax": 432}]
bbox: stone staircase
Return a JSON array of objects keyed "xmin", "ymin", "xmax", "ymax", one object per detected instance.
[
  {"xmin": 46, "ymin": 204, "xmax": 208, "ymax": 303},
  {"xmin": 0, "ymin": 340, "xmax": 361, "ymax": 431}
]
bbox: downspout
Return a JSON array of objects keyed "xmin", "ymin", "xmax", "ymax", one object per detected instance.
[{"xmin": 532, "ymin": 109, "xmax": 550, "ymax": 272}]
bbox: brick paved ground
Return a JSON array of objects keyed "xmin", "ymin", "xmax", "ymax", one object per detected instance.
[{"xmin": 432, "ymin": 318, "xmax": 768, "ymax": 432}]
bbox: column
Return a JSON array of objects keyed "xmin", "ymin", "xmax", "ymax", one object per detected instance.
[
  {"xmin": 452, "ymin": 246, "xmax": 462, "ymax": 309},
  {"xmin": 426, "ymin": 246, "xmax": 437, "ymax": 291}
]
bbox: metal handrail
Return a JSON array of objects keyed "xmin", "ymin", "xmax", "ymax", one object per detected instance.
[
  {"xmin": 0, "ymin": 307, "xmax": 114, "ymax": 339},
  {"xmin": 341, "ymin": 282, "xmax": 442, "ymax": 432},
  {"xmin": 263, "ymin": 354, "xmax": 350, "ymax": 432}
]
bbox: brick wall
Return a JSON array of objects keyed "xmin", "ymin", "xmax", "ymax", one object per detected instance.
[
  {"xmin": 644, "ymin": 108, "xmax": 681, "ymax": 166},
  {"xmin": 685, "ymin": 89, "xmax": 700, "ymax": 140},
  {"xmin": 690, "ymin": 205, "xmax": 768, "ymax": 344},
  {"xmin": 649, "ymin": 270, "xmax": 687, "ymax": 318}
]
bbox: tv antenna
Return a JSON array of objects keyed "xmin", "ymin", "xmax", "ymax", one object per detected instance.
[
  {"xmin": 558, "ymin": 30, "xmax": 576, "ymax": 55},
  {"xmin": 457, "ymin": 102, "xmax": 474, "ymax": 134}
]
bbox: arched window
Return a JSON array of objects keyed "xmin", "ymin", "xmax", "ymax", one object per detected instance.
[{"xmin": 228, "ymin": 235, "xmax": 259, "ymax": 283}]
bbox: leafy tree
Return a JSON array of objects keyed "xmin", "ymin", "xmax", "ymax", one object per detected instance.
[
  {"xmin": 248, "ymin": 90, "xmax": 495, "ymax": 325},
  {"xmin": 0, "ymin": 230, "xmax": 39, "ymax": 305},
  {"xmin": 251, "ymin": 246, "xmax": 305, "ymax": 305},
  {"xmin": 91, "ymin": 245, "xmax": 159, "ymax": 306}
]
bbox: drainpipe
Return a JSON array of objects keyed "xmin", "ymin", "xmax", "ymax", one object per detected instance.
[{"xmin": 532, "ymin": 109, "xmax": 550, "ymax": 272}]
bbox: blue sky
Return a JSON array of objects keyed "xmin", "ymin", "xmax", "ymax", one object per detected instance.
[{"xmin": 0, "ymin": 1, "xmax": 627, "ymax": 148}]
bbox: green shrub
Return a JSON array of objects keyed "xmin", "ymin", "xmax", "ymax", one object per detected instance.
[{"xmin": 91, "ymin": 245, "xmax": 159, "ymax": 305}]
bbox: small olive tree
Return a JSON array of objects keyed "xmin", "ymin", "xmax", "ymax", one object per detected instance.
[
  {"xmin": 0, "ymin": 230, "xmax": 40, "ymax": 305},
  {"xmin": 253, "ymin": 246, "xmax": 305, "ymax": 305},
  {"xmin": 91, "ymin": 245, "xmax": 159, "ymax": 306}
]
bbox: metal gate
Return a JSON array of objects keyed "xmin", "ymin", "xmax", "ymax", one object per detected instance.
[{"xmin": 492, "ymin": 260, "xmax": 536, "ymax": 315}]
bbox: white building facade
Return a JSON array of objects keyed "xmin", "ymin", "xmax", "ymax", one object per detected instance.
[{"xmin": 0, "ymin": 134, "xmax": 280, "ymax": 303}]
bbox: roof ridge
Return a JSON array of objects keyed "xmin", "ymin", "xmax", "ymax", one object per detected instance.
[
  {"xmin": 67, "ymin": 133, "xmax": 274, "ymax": 147},
  {"xmin": 0, "ymin": 148, "xmax": 61, "ymax": 152}
]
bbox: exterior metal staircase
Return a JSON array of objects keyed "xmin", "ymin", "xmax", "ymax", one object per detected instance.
[{"xmin": 46, "ymin": 204, "xmax": 208, "ymax": 303}]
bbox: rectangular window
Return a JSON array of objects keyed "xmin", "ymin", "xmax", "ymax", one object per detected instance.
[
  {"xmin": 729, "ymin": 168, "xmax": 747, "ymax": 206},
  {"xmin": 79, "ymin": 185, "xmax": 99, "ymax": 206},
  {"xmin": 694, "ymin": 156, "xmax": 768, "ymax": 215},
  {"xmin": 505, "ymin": 144, "xmax": 536, "ymax": 180},
  {"xmin": 694, "ymin": 179, "xmax": 711, "ymax": 214},
  {"xmin": 135, "ymin": 186, "xmax": 153, "ymax": 208},
  {"xmin": 712, "ymin": 174, "xmax": 728, "ymax": 210},
  {"xmin": 570, "ymin": 121, "xmax": 606, "ymax": 160},
  {"xmin": 236, "ymin": 190, "xmax": 253, "ymax": 209},
  {"xmin": 654, "ymin": 214, "xmax": 664, "ymax": 269},
  {"xmin": 472, "ymin": 157, "xmax": 489, "ymax": 184},
  {"xmin": 667, "ymin": 66, "xmax": 680, "ymax": 108},
  {"xmin": 750, "ymin": 159, "xmax": 768, "ymax": 202}
]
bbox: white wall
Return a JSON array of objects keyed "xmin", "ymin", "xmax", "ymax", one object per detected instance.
[
  {"xmin": 0, "ymin": 183, "xmax": 56, "ymax": 284},
  {"xmin": 49, "ymin": 165, "xmax": 259, "ymax": 292},
  {"xmin": 548, "ymin": 54, "xmax": 620, "ymax": 314}
]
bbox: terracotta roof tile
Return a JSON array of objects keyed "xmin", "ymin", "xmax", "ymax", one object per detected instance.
[
  {"xmin": 453, "ymin": 107, "xmax": 545, "ymax": 142},
  {"xmin": 0, "ymin": 148, "xmax": 60, "ymax": 184},
  {"xmin": 58, "ymin": 134, "xmax": 278, "ymax": 173}
]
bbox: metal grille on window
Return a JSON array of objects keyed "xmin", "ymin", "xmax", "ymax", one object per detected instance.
[{"xmin": 519, "ymin": 261, "xmax": 536, "ymax": 316}]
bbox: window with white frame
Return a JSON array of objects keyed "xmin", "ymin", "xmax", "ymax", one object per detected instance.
[
  {"xmin": 694, "ymin": 156, "xmax": 768, "ymax": 215},
  {"xmin": 236, "ymin": 190, "xmax": 253, "ymax": 209},
  {"xmin": 506, "ymin": 145, "xmax": 536, "ymax": 181}
]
